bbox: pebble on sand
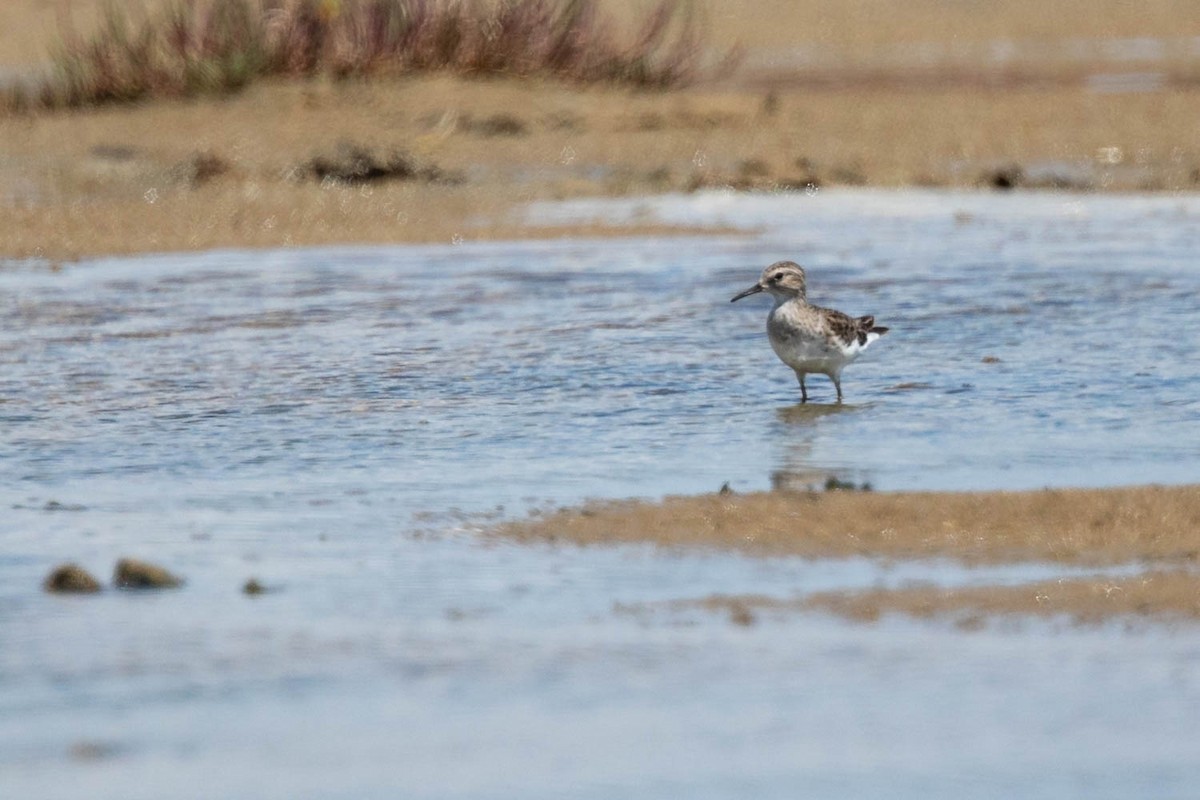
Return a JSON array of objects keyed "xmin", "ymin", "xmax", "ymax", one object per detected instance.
[
  {"xmin": 43, "ymin": 563, "xmax": 102, "ymax": 594},
  {"xmin": 113, "ymin": 558, "xmax": 183, "ymax": 589}
]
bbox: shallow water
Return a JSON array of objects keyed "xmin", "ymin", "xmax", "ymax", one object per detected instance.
[{"xmin": 3, "ymin": 189, "xmax": 1200, "ymax": 798}]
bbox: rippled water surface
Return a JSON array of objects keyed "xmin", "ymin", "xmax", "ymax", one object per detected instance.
[{"xmin": 3, "ymin": 190, "xmax": 1200, "ymax": 799}]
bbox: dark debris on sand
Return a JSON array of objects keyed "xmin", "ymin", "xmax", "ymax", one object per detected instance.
[{"xmin": 296, "ymin": 140, "xmax": 461, "ymax": 185}]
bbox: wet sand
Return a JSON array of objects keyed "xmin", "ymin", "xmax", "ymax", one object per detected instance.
[
  {"xmin": 630, "ymin": 570, "xmax": 1200, "ymax": 628},
  {"xmin": 5, "ymin": 2, "xmax": 1200, "ymax": 260},
  {"xmin": 497, "ymin": 485, "xmax": 1200, "ymax": 624},
  {"xmin": 495, "ymin": 485, "xmax": 1200, "ymax": 566},
  {"xmin": 806, "ymin": 571, "xmax": 1200, "ymax": 626}
]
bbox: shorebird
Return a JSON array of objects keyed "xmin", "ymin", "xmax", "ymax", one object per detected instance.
[{"xmin": 731, "ymin": 260, "xmax": 888, "ymax": 403}]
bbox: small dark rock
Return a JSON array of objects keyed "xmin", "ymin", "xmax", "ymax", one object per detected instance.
[
  {"xmin": 43, "ymin": 563, "xmax": 102, "ymax": 594},
  {"xmin": 113, "ymin": 558, "xmax": 182, "ymax": 589},
  {"xmin": 718, "ymin": 481, "xmax": 734, "ymax": 496},
  {"xmin": 981, "ymin": 355, "xmax": 1002, "ymax": 364},
  {"xmin": 242, "ymin": 578, "xmax": 266, "ymax": 595},
  {"xmin": 985, "ymin": 164, "xmax": 1024, "ymax": 190}
]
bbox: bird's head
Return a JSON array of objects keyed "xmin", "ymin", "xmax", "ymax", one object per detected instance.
[{"xmin": 731, "ymin": 261, "xmax": 807, "ymax": 303}]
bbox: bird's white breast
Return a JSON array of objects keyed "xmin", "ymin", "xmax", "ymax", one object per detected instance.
[
  {"xmin": 768, "ymin": 329, "xmax": 854, "ymax": 374},
  {"xmin": 766, "ymin": 304, "xmax": 877, "ymax": 376}
]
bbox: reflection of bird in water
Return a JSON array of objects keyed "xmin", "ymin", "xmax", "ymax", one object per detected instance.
[
  {"xmin": 775, "ymin": 402, "xmax": 856, "ymax": 424},
  {"xmin": 770, "ymin": 403, "xmax": 870, "ymax": 492},
  {"xmin": 731, "ymin": 261, "xmax": 888, "ymax": 403}
]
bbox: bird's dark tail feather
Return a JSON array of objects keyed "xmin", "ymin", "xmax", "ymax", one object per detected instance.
[
  {"xmin": 854, "ymin": 318, "xmax": 889, "ymax": 345},
  {"xmin": 858, "ymin": 316, "xmax": 888, "ymax": 334}
]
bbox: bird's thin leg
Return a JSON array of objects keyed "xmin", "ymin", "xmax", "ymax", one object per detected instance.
[
  {"xmin": 797, "ymin": 372, "xmax": 808, "ymax": 403},
  {"xmin": 832, "ymin": 374, "xmax": 843, "ymax": 404}
]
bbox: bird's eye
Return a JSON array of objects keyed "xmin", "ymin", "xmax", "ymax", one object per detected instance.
[{"xmin": 772, "ymin": 272, "xmax": 784, "ymax": 282}]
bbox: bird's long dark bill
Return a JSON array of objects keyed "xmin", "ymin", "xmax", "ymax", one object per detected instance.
[{"xmin": 730, "ymin": 284, "xmax": 764, "ymax": 302}]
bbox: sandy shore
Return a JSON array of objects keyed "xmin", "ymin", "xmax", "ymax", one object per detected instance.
[
  {"xmin": 7, "ymin": 77, "xmax": 1200, "ymax": 262},
  {"xmin": 495, "ymin": 485, "xmax": 1200, "ymax": 625},
  {"xmin": 5, "ymin": 1, "xmax": 1200, "ymax": 260},
  {"xmin": 494, "ymin": 485, "xmax": 1200, "ymax": 566}
]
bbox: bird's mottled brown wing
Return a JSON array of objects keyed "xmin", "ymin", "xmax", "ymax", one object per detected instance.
[
  {"xmin": 819, "ymin": 307, "xmax": 887, "ymax": 347},
  {"xmin": 818, "ymin": 307, "xmax": 863, "ymax": 348}
]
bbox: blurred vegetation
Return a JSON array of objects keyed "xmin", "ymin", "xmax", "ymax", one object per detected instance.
[{"xmin": 4, "ymin": 0, "xmax": 727, "ymax": 111}]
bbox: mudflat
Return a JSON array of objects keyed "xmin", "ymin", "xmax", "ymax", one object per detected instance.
[{"xmin": 5, "ymin": 0, "xmax": 1200, "ymax": 260}]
